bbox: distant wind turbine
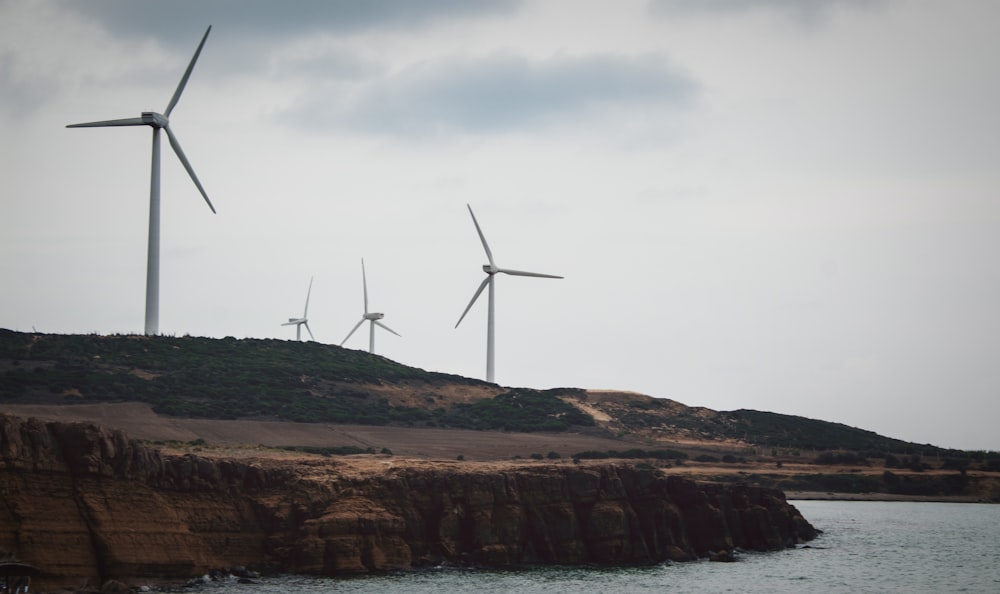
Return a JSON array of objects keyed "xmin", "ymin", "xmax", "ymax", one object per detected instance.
[
  {"xmin": 67, "ymin": 26, "xmax": 216, "ymax": 336},
  {"xmin": 283, "ymin": 277, "xmax": 315, "ymax": 341},
  {"xmin": 455, "ymin": 204, "xmax": 562, "ymax": 383},
  {"xmin": 341, "ymin": 259, "xmax": 400, "ymax": 354}
]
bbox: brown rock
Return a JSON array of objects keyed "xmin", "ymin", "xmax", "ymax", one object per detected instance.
[{"xmin": 0, "ymin": 414, "xmax": 818, "ymax": 591}]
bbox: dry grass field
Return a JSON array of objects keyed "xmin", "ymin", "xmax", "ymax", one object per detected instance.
[{"xmin": 4, "ymin": 400, "xmax": 996, "ymax": 502}]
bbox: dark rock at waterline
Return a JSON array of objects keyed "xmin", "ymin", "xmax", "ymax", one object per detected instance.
[{"xmin": 709, "ymin": 549, "xmax": 736, "ymax": 562}]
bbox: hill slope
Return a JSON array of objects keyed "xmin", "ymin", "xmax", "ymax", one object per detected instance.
[
  {"xmin": 3, "ymin": 330, "xmax": 999, "ymax": 501},
  {"xmin": 0, "ymin": 329, "xmax": 979, "ymax": 455}
]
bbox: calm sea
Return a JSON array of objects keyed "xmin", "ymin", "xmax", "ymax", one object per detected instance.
[{"xmin": 183, "ymin": 501, "xmax": 1000, "ymax": 593}]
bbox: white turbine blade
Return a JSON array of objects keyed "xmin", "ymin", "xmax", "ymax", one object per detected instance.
[
  {"xmin": 361, "ymin": 258, "xmax": 369, "ymax": 314},
  {"xmin": 165, "ymin": 25, "xmax": 212, "ymax": 117},
  {"xmin": 303, "ymin": 276, "xmax": 313, "ymax": 317},
  {"xmin": 281, "ymin": 321, "xmax": 298, "ymax": 326},
  {"xmin": 456, "ymin": 277, "xmax": 490, "ymax": 328},
  {"xmin": 67, "ymin": 117, "xmax": 147, "ymax": 128},
  {"xmin": 497, "ymin": 268, "xmax": 564, "ymax": 279},
  {"xmin": 341, "ymin": 318, "xmax": 365, "ymax": 345},
  {"xmin": 466, "ymin": 204, "xmax": 495, "ymax": 268},
  {"xmin": 304, "ymin": 321, "xmax": 315, "ymax": 341},
  {"xmin": 374, "ymin": 320, "xmax": 401, "ymax": 337},
  {"xmin": 164, "ymin": 126, "xmax": 216, "ymax": 213}
]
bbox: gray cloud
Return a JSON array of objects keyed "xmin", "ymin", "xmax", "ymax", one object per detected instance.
[
  {"xmin": 0, "ymin": 53, "xmax": 56, "ymax": 118},
  {"xmin": 279, "ymin": 48, "xmax": 387, "ymax": 82},
  {"xmin": 282, "ymin": 52, "xmax": 698, "ymax": 137},
  {"xmin": 648, "ymin": 0, "xmax": 882, "ymax": 25},
  {"xmin": 59, "ymin": 0, "xmax": 521, "ymax": 47}
]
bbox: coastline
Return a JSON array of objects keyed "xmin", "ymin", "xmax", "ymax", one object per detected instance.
[{"xmin": 785, "ymin": 491, "xmax": 993, "ymax": 503}]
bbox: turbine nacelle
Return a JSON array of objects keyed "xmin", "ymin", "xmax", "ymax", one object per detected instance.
[
  {"xmin": 141, "ymin": 112, "xmax": 169, "ymax": 128},
  {"xmin": 482, "ymin": 264, "xmax": 498, "ymax": 274},
  {"xmin": 364, "ymin": 312, "xmax": 385, "ymax": 321}
]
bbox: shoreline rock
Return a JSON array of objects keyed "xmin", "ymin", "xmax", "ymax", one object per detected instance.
[{"xmin": 0, "ymin": 414, "xmax": 817, "ymax": 591}]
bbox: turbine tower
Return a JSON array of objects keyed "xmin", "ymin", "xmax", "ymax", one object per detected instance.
[
  {"xmin": 283, "ymin": 277, "xmax": 315, "ymax": 341},
  {"xmin": 67, "ymin": 26, "xmax": 216, "ymax": 336},
  {"xmin": 341, "ymin": 259, "xmax": 400, "ymax": 354},
  {"xmin": 455, "ymin": 204, "xmax": 562, "ymax": 383}
]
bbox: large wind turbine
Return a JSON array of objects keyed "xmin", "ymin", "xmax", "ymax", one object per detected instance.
[
  {"xmin": 67, "ymin": 26, "xmax": 216, "ymax": 336},
  {"xmin": 455, "ymin": 204, "xmax": 562, "ymax": 383},
  {"xmin": 283, "ymin": 277, "xmax": 315, "ymax": 341},
  {"xmin": 341, "ymin": 259, "xmax": 400, "ymax": 354}
]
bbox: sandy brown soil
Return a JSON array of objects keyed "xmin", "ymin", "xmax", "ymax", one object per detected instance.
[
  {"xmin": 3, "ymin": 401, "xmax": 995, "ymax": 503},
  {"xmin": 0, "ymin": 402, "xmax": 644, "ymax": 461}
]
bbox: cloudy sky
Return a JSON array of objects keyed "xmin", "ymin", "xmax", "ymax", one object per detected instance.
[{"xmin": 2, "ymin": 0, "xmax": 998, "ymax": 451}]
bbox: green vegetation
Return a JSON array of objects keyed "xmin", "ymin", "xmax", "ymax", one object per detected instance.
[
  {"xmin": 2, "ymin": 330, "xmax": 997, "ymax": 463},
  {"xmin": 771, "ymin": 473, "xmax": 884, "ymax": 494},
  {"xmin": 0, "ymin": 330, "xmax": 462, "ymax": 423},
  {"xmin": 881, "ymin": 470, "xmax": 969, "ymax": 496},
  {"xmin": 719, "ymin": 409, "xmax": 921, "ymax": 452},
  {"xmin": 572, "ymin": 448, "xmax": 688, "ymax": 461},
  {"xmin": 814, "ymin": 451, "xmax": 870, "ymax": 466},
  {"xmin": 278, "ymin": 445, "xmax": 375, "ymax": 456},
  {"xmin": 443, "ymin": 388, "xmax": 595, "ymax": 432},
  {"xmin": 710, "ymin": 470, "xmax": 976, "ymax": 498},
  {"xmin": 0, "ymin": 330, "xmax": 595, "ymax": 433}
]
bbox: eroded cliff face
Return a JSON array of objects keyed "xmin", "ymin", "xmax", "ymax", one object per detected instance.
[{"xmin": 0, "ymin": 414, "xmax": 817, "ymax": 591}]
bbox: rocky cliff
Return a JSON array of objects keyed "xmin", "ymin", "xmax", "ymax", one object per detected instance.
[{"xmin": 0, "ymin": 414, "xmax": 817, "ymax": 591}]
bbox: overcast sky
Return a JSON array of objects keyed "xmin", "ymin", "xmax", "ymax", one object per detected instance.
[{"xmin": 2, "ymin": 0, "xmax": 999, "ymax": 451}]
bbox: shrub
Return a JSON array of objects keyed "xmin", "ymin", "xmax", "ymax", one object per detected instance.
[
  {"xmin": 278, "ymin": 445, "xmax": 374, "ymax": 457},
  {"xmin": 814, "ymin": 452, "xmax": 870, "ymax": 466},
  {"xmin": 445, "ymin": 389, "xmax": 595, "ymax": 432},
  {"xmin": 571, "ymin": 449, "xmax": 688, "ymax": 461}
]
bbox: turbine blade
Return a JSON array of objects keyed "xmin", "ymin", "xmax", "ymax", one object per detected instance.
[
  {"xmin": 341, "ymin": 318, "xmax": 365, "ymax": 345},
  {"xmin": 497, "ymin": 268, "xmax": 564, "ymax": 279},
  {"xmin": 374, "ymin": 320, "xmax": 401, "ymax": 337},
  {"xmin": 456, "ymin": 277, "xmax": 490, "ymax": 328},
  {"xmin": 304, "ymin": 321, "xmax": 315, "ymax": 341},
  {"xmin": 165, "ymin": 25, "xmax": 212, "ymax": 117},
  {"xmin": 303, "ymin": 276, "xmax": 313, "ymax": 317},
  {"xmin": 281, "ymin": 321, "xmax": 298, "ymax": 326},
  {"xmin": 164, "ymin": 126, "xmax": 216, "ymax": 213},
  {"xmin": 361, "ymin": 258, "xmax": 369, "ymax": 314},
  {"xmin": 67, "ymin": 117, "xmax": 147, "ymax": 128},
  {"xmin": 467, "ymin": 204, "xmax": 495, "ymax": 268}
]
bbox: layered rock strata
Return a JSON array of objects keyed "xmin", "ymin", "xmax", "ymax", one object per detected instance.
[{"xmin": 0, "ymin": 414, "xmax": 817, "ymax": 590}]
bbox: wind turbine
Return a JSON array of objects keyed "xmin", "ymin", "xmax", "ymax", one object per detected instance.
[
  {"xmin": 455, "ymin": 204, "xmax": 563, "ymax": 383},
  {"xmin": 283, "ymin": 277, "xmax": 315, "ymax": 341},
  {"xmin": 341, "ymin": 259, "xmax": 400, "ymax": 354},
  {"xmin": 67, "ymin": 26, "xmax": 216, "ymax": 336}
]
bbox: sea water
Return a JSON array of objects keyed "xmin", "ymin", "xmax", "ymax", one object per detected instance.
[{"xmin": 184, "ymin": 501, "xmax": 1000, "ymax": 593}]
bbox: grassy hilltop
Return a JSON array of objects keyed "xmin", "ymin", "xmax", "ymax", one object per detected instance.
[
  {"xmin": 0, "ymin": 329, "xmax": 590, "ymax": 431},
  {"xmin": 0, "ymin": 328, "xmax": 984, "ymax": 455},
  {"xmin": 3, "ymin": 329, "xmax": 999, "ymax": 500}
]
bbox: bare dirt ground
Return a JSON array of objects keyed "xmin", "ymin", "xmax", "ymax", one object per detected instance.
[
  {"xmin": 0, "ymin": 402, "xmax": 643, "ymax": 461},
  {"xmin": 3, "ymin": 402, "xmax": 994, "ymax": 502}
]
